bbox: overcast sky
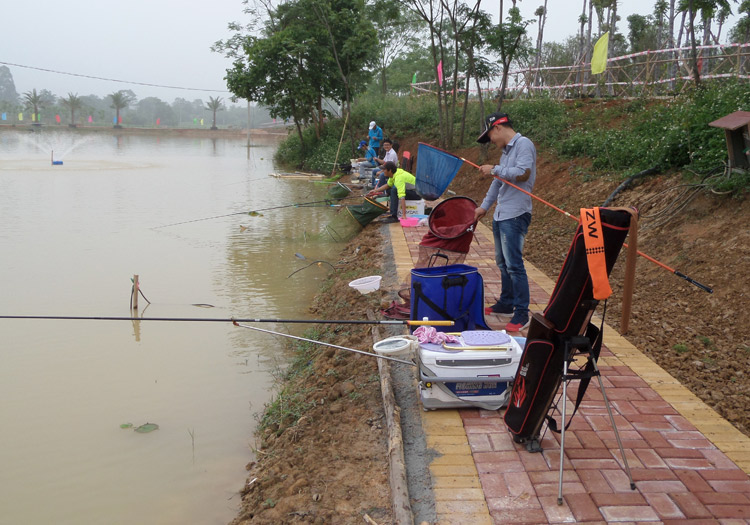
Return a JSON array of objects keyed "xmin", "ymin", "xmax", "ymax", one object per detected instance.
[{"xmin": 1, "ymin": 0, "xmax": 741, "ymax": 103}]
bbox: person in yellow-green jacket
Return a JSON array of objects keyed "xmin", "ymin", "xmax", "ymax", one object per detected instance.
[{"xmin": 367, "ymin": 161, "xmax": 420, "ymax": 223}]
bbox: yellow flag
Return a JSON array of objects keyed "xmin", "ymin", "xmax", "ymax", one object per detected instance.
[{"xmin": 591, "ymin": 31, "xmax": 609, "ymax": 75}]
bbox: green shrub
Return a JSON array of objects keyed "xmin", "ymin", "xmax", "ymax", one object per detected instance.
[{"xmin": 274, "ymin": 80, "xmax": 750, "ymax": 194}]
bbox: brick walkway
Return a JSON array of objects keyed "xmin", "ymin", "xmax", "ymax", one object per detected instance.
[{"xmin": 389, "ymin": 219, "xmax": 750, "ymax": 524}]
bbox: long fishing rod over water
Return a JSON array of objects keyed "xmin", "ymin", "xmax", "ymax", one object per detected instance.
[
  {"xmin": 0, "ymin": 315, "xmax": 441, "ymax": 365},
  {"xmin": 153, "ymin": 194, "xmax": 361, "ymax": 229},
  {"xmin": 0, "ymin": 314, "xmax": 453, "ymax": 327},
  {"xmin": 446, "ymin": 150, "xmax": 713, "ymax": 294}
]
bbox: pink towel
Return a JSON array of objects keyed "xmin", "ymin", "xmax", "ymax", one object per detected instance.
[{"xmin": 413, "ymin": 326, "xmax": 459, "ymax": 344}]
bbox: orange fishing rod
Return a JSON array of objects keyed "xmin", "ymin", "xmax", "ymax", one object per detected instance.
[{"xmin": 458, "ymin": 155, "xmax": 713, "ymax": 294}]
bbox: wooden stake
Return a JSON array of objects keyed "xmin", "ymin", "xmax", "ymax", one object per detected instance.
[
  {"xmin": 132, "ymin": 274, "xmax": 139, "ymax": 310},
  {"xmin": 369, "ymin": 310, "xmax": 413, "ymax": 524}
]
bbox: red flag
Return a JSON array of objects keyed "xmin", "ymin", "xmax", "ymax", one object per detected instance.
[
  {"xmin": 156, "ymin": 118, "xmax": 161, "ymax": 126},
  {"xmin": 437, "ymin": 61, "xmax": 444, "ymax": 86},
  {"xmin": 55, "ymin": 114, "xmax": 61, "ymax": 123}
]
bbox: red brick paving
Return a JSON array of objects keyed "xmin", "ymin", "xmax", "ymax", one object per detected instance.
[{"xmin": 399, "ymin": 221, "xmax": 750, "ymax": 524}]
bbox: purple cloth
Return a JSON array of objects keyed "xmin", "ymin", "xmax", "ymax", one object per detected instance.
[{"xmin": 413, "ymin": 326, "xmax": 459, "ymax": 344}]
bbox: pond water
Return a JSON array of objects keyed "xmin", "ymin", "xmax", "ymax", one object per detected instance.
[{"xmin": 0, "ymin": 129, "xmax": 345, "ymax": 525}]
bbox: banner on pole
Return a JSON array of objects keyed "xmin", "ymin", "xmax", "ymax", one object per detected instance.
[{"xmin": 591, "ymin": 32, "xmax": 610, "ymax": 75}]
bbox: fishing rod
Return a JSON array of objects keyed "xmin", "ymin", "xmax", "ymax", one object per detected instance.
[
  {"xmin": 153, "ymin": 195, "xmax": 360, "ymax": 229},
  {"xmin": 0, "ymin": 314, "xmax": 454, "ymax": 327},
  {"xmin": 330, "ymin": 112, "xmax": 349, "ymax": 178},
  {"xmin": 233, "ymin": 322, "xmax": 417, "ymax": 366},
  {"xmin": 453, "ymin": 153, "xmax": 713, "ymax": 294}
]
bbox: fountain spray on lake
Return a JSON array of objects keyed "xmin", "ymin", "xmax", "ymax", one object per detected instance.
[{"xmin": 14, "ymin": 132, "xmax": 95, "ymax": 164}]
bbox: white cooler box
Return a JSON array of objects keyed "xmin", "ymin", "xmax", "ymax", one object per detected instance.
[{"xmin": 418, "ymin": 332, "xmax": 524, "ymax": 411}]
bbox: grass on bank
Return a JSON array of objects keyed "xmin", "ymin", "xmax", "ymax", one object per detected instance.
[{"xmin": 276, "ymin": 79, "xmax": 750, "ymax": 196}]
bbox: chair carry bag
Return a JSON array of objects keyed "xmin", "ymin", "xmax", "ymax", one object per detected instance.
[{"xmin": 504, "ymin": 208, "xmax": 634, "ymax": 445}]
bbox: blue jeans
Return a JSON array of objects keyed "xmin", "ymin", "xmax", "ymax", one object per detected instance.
[{"xmin": 492, "ymin": 213, "xmax": 531, "ymax": 318}]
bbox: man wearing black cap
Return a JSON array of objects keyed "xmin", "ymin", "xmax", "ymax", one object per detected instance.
[{"xmin": 474, "ymin": 112, "xmax": 537, "ymax": 333}]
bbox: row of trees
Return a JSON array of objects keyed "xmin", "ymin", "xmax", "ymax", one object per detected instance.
[
  {"xmin": 218, "ymin": 0, "xmax": 749, "ymax": 150},
  {"xmin": 0, "ymin": 67, "xmax": 275, "ymax": 129}
]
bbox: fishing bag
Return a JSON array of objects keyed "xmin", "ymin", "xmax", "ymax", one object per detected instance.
[
  {"xmin": 504, "ymin": 208, "xmax": 634, "ymax": 446},
  {"xmin": 410, "ymin": 264, "xmax": 489, "ymax": 332}
]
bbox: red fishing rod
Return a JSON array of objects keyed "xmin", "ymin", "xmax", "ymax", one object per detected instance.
[{"xmin": 455, "ymin": 154, "xmax": 713, "ymax": 294}]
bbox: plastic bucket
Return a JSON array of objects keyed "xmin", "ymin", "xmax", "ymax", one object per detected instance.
[{"xmin": 348, "ymin": 275, "xmax": 382, "ymax": 294}]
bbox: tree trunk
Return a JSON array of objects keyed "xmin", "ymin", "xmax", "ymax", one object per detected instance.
[
  {"xmin": 459, "ymin": 68, "xmax": 471, "ymax": 145},
  {"xmin": 429, "ymin": 25, "xmax": 447, "ymax": 148},
  {"xmin": 688, "ymin": 0, "xmax": 701, "ymax": 87},
  {"xmin": 584, "ymin": 0, "xmax": 593, "ymax": 88},
  {"xmin": 669, "ymin": 0, "xmax": 677, "ymax": 91},
  {"xmin": 607, "ymin": 0, "xmax": 618, "ymax": 96},
  {"xmin": 576, "ymin": 0, "xmax": 587, "ymax": 89},
  {"xmin": 534, "ymin": 0, "xmax": 548, "ymax": 87}
]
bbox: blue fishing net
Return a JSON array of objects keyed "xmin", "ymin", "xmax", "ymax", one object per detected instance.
[{"xmin": 415, "ymin": 143, "xmax": 465, "ymax": 200}]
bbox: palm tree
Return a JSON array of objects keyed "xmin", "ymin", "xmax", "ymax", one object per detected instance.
[
  {"xmin": 205, "ymin": 96, "xmax": 224, "ymax": 130},
  {"xmin": 109, "ymin": 90, "xmax": 135, "ymax": 128},
  {"xmin": 22, "ymin": 89, "xmax": 47, "ymax": 126},
  {"xmin": 60, "ymin": 93, "xmax": 82, "ymax": 128}
]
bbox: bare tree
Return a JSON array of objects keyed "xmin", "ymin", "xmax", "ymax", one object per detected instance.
[
  {"xmin": 533, "ymin": 1, "xmax": 549, "ymax": 87},
  {"xmin": 404, "ymin": 0, "xmax": 450, "ymax": 146}
]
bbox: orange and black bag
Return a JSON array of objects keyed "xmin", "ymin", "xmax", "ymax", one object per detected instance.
[{"xmin": 504, "ymin": 208, "xmax": 634, "ymax": 446}]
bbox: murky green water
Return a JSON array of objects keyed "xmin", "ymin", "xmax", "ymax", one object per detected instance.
[{"xmin": 0, "ymin": 129, "xmax": 345, "ymax": 525}]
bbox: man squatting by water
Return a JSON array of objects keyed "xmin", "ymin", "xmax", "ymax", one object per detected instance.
[
  {"xmin": 368, "ymin": 161, "xmax": 419, "ymax": 222},
  {"xmin": 474, "ymin": 112, "xmax": 537, "ymax": 333}
]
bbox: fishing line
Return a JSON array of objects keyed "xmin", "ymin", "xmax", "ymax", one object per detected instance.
[
  {"xmin": 449, "ymin": 150, "xmax": 713, "ymax": 293},
  {"xmin": 152, "ymin": 194, "xmax": 361, "ymax": 229},
  {"xmin": 287, "ymin": 260, "xmax": 338, "ymax": 278},
  {"xmin": 233, "ymin": 322, "xmax": 416, "ymax": 366}
]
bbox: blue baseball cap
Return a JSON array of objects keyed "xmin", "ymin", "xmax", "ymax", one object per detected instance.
[{"xmin": 358, "ymin": 140, "xmax": 367, "ymax": 149}]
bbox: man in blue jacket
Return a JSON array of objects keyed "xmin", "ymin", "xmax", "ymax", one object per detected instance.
[
  {"xmin": 368, "ymin": 121, "xmax": 383, "ymax": 156},
  {"xmin": 354, "ymin": 140, "xmax": 378, "ymax": 180},
  {"xmin": 474, "ymin": 112, "xmax": 537, "ymax": 333}
]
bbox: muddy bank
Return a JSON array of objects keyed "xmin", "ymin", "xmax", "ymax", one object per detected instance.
[{"xmin": 229, "ymin": 235, "xmax": 398, "ymax": 525}]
